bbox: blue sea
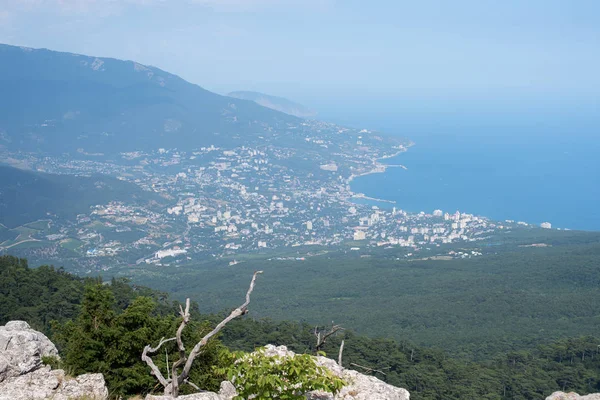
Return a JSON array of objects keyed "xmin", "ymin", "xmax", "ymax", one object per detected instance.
[{"xmin": 323, "ymin": 104, "xmax": 600, "ymax": 231}]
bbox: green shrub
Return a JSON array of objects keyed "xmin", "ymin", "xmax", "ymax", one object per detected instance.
[
  {"xmin": 41, "ymin": 355, "xmax": 62, "ymax": 370},
  {"xmin": 223, "ymin": 348, "xmax": 345, "ymax": 400}
]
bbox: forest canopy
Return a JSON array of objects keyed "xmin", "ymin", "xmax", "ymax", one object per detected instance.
[{"xmin": 1, "ymin": 255, "xmax": 600, "ymax": 400}]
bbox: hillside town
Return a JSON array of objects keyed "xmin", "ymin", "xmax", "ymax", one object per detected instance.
[{"xmin": 0, "ymin": 120, "xmax": 533, "ymax": 272}]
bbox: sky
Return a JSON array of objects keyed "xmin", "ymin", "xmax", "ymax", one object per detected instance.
[{"xmin": 1, "ymin": 0, "xmax": 599, "ymax": 114}]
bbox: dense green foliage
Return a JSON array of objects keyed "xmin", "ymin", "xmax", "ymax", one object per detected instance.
[
  {"xmin": 0, "ymin": 255, "xmax": 169, "ymax": 332},
  {"xmin": 2, "ymin": 254, "xmax": 600, "ymax": 399},
  {"xmin": 0, "ymin": 255, "xmax": 83, "ymax": 332},
  {"xmin": 0, "ymin": 165, "xmax": 162, "ymax": 228},
  {"xmin": 52, "ymin": 283, "xmax": 228, "ymax": 397},
  {"xmin": 121, "ymin": 230, "xmax": 600, "ymax": 359},
  {"xmin": 222, "ymin": 348, "xmax": 344, "ymax": 399}
]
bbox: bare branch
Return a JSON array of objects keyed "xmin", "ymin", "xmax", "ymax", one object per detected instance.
[
  {"xmin": 141, "ymin": 337, "xmax": 176, "ymax": 387},
  {"xmin": 350, "ymin": 363, "xmax": 390, "ymax": 376},
  {"xmin": 178, "ymin": 271, "xmax": 263, "ymax": 385},
  {"xmin": 338, "ymin": 340, "xmax": 345, "ymax": 367},
  {"xmin": 166, "ymin": 349, "xmax": 170, "ymax": 380},
  {"xmin": 315, "ymin": 323, "xmax": 343, "ymax": 351},
  {"xmin": 314, "ymin": 326, "xmax": 321, "ymax": 347},
  {"xmin": 184, "ymin": 379, "xmax": 200, "ymax": 391},
  {"xmin": 171, "ymin": 298, "xmax": 191, "ymax": 396},
  {"xmin": 322, "ymin": 325, "xmax": 343, "ymax": 343},
  {"xmin": 143, "ymin": 271, "xmax": 263, "ymax": 397},
  {"xmin": 145, "ymin": 337, "xmax": 177, "ymax": 354}
]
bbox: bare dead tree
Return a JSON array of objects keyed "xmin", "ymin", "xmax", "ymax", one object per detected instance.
[
  {"xmin": 338, "ymin": 340, "xmax": 345, "ymax": 367},
  {"xmin": 142, "ymin": 270, "xmax": 263, "ymax": 397},
  {"xmin": 314, "ymin": 322, "xmax": 343, "ymax": 353}
]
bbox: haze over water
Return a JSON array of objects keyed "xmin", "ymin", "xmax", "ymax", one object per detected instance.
[{"xmin": 320, "ymin": 97, "xmax": 600, "ymax": 231}]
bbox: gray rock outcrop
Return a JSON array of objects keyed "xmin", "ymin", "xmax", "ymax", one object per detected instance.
[
  {"xmin": 146, "ymin": 394, "xmax": 223, "ymax": 400},
  {"xmin": 546, "ymin": 392, "xmax": 600, "ymax": 400},
  {"xmin": 145, "ymin": 382, "xmax": 236, "ymax": 400},
  {"xmin": 0, "ymin": 320, "xmax": 59, "ymax": 382},
  {"xmin": 0, "ymin": 320, "xmax": 108, "ymax": 400},
  {"xmin": 0, "ymin": 366, "xmax": 108, "ymax": 400},
  {"xmin": 218, "ymin": 381, "xmax": 237, "ymax": 399}
]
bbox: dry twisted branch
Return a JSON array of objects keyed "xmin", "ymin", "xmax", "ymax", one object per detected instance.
[
  {"xmin": 170, "ymin": 298, "xmax": 191, "ymax": 396},
  {"xmin": 179, "ymin": 270, "xmax": 263, "ymax": 383},
  {"xmin": 141, "ymin": 337, "xmax": 177, "ymax": 387},
  {"xmin": 142, "ymin": 270, "xmax": 263, "ymax": 397},
  {"xmin": 314, "ymin": 322, "xmax": 344, "ymax": 352},
  {"xmin": 350, "ymin": 363, "xmax": 390, "ymax": 376}
]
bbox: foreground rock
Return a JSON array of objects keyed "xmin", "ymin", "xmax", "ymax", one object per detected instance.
[
  {"xmin": 546, "ymin": 392, "xmax": 600, "ymax": 400},
  {"xmin": 147, "ymin": 345, "xmax": 409, "ymax": 400},
  {"xmin": 0, "ymin": 321, "xmax": 108, "ymax": 400},
  {"xmin": 0, "ymin": 320, "xmax": 59, "ymax": 382},
  {"xmin": 146, "ymin": 394, "xmax": 222, "ymax": 400},
  {"xmin": 0, "ymin": 366, "xmax": 108, "ymax": 400},
  {"xmin": 145, "ymin": 382, "xmax": 238, "ymax": 400}
]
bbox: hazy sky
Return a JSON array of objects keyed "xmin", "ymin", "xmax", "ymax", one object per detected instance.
[{"xmin": 1, "ymin": 0, "xmax": 599, "ymax": 109}]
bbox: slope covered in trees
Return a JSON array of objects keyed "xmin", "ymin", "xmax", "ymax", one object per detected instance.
[
  {"xmin": 118, "ymin": 229, "xmax": 600, "ymax": 360},
  {"xmin": 0, "ymin": 43, "xmax": 297, "ymax": 154},
  {"xmin": 0, "ymin": 254, "xmax": 170, "ymax": 333},
  {"xmin": 0, "ymin": 165, "xmax": 162, "ymax": 228},
  {"xmin": 1, "ymin": 255, "xmax": 600, "ymax": 399}
]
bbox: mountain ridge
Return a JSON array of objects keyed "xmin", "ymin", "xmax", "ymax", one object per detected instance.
[
  {"xmin": 0, "ymin": 43, "xmax": 299, "ymax": 154},
  {"xmin": 228, "ymin": 90, "xmax": 317, "ymax": 118}
]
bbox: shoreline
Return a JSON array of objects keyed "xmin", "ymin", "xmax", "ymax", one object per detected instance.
[
  {"xmin": 345, "ymin": 143, "xmax": 413, "ymax": 205},
  {"xmin": 351, "ymin": 193, "xmax": 396, "ymax": 205}
]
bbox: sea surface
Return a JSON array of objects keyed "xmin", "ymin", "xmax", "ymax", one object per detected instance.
[{"xmin": 339, "ymin": 111, "xmax": 600, "ymax": 231}]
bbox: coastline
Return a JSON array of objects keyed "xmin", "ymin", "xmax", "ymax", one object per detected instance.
[{"xmin": 345, "ymin": 143, "xmax": 413, "ymax": 206}]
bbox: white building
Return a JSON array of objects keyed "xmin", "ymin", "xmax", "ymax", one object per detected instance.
[
  {"xmin": 353, "ymin": 230, "xmax": 366, "ymax": 241},
  {"xmin": 167, "ymin": 206, "xmax": 183, "ymax": 215},
  {"xmin": 320, "ymin": 163, "xmax": 338, "ymax": 172},
  {"xmin": 155, "ymin": 248, "xmax": 187, "ymax": 259}
]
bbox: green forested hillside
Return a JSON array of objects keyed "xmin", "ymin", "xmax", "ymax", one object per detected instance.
[
  {"xmin": 1, "ymin": 255, "xmax": 600, "ymax": 399},
  {"xmin": 0, "ymin": 255, "xmax": 170, "ymax": 333},
  {"xmin": 0, "ymin": 44, "xmax": 296, "ymax": 154},
  {"xmin": 0, "ymin": 165, "xmax": 161, "ymax": 228},
  {"xmin": 118, "ymin": 230, "xmax": 600, "ymax": 360}
]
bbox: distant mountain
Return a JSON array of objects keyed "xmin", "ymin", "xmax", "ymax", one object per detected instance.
[
  {"xmin": 0, "ymin": 44, "xmax": 298, "ymax": 154},
  {"xmin": 0, "ymin": 165, "xmax": 161, "ymax": 228},
  {"xmin": 228, "ymin": 91, "xmax": 317, "ymax": 118}
]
